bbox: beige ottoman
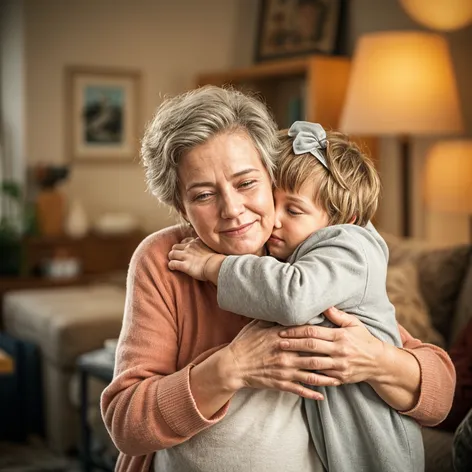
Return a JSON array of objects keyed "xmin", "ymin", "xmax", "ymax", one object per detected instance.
[{"xmin": 3, "ymin": 284, "xmax": 125, "ymax": 453}]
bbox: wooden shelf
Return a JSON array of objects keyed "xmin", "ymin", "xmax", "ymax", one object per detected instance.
[
  {"xmin": 197, "ymin": 55, "xmax": 351, "ymax": 132},
  {"xmin": 198, "ymin": 56, "xmax": 313, "ymax": 83}
]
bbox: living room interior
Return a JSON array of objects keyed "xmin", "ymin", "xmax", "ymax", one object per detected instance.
[{"xmin": 0, "ymin": 0, "xmax": 471, "ymax": 471}]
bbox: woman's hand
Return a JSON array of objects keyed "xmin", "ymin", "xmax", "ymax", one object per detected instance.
[
  {"xmin": 221, "ymin": 319, "xmax": 342, "ymax": 401},
  {"xmin": 168, "ymin": 237, "xmax": 219, "ymax": 281},
  {"xmin": 278, "ymin": 306, "xmax": 385, "ymax": 384},
  {"xmin": 278, "ymin": 306, "xmax": 422, "ymax": 412}
]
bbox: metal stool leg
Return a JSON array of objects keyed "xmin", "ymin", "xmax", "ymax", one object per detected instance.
[{"xmin": 80, "ymin": 369, "xmax": 92, "ymax": 472}]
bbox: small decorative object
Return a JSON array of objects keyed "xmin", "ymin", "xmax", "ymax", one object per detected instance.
[
  {"xmin": 34, "ymin": 165, "xmax": 69, "ymax": 237},
  {"xmin": 41, "ymin": 248, "xmax": 81, "ymax": 279},
  {"xmin": 93, "ymin": 212, "xmax": 139, "ymax": 235},
  {"xmin": 65, "ymin": 199, "xmax": 89, "ymax": 238},
  {"xmin": 255, "ymin": 0, "xmax": 342, "ymax": 62},
  {"xmin": 66, "ymin": 66, "xmax": 141, "ymax": 163}
]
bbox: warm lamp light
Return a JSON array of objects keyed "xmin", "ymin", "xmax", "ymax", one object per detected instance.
[
  {"xmin": 340, "ymin": 31, "xmax": 463, "ymax": 236},
  {"xmin": 400, "ymin": 0, "xmax": 472, "ymax": 32},
  {"xmin": 424, "ymin": 140, "xmax": 472, "ymax": 240}
]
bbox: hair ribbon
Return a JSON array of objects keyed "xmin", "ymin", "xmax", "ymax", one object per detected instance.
[{"xmin": 288, "ymin": 121, "xmax": 329, "ymax": 170}]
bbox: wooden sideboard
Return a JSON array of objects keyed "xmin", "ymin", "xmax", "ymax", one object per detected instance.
[{"xmin": 0, "ymin": 231, "xmax": 144, "ymax": 327}]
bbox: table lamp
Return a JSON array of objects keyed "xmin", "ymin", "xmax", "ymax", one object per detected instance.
[
  {"xmin": 424, "ymin": 140, "xmax": 472, "ymax": 241},
  {"xmin": 399, "ymin": 0, "xmax": 472, "ymax": 31},
  {"xmin": 340, "ymin": 31, "xmax": 463, "ymax": 237}
]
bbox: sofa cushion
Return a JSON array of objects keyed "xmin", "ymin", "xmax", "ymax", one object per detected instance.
[
  {"xmin": 383, "ymin": 233, "xmax": 472, "ymax": 346},
  {"xmin": 3, "ymin": 284, "xmax": 126, "ymax": 368},
  {"xmin": 416, "ymin": 246, "xmax": 472, "ymax": 345},
  {"xmin": 386, "ymin": 263, "xmax": 445, "ymax": 346}
]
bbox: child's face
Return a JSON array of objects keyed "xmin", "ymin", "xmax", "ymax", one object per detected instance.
[{"xmin": 267, "ymin": 181, "xmax": 329, "ymax": 261}]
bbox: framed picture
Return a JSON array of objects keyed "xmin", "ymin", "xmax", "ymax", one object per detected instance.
[
  {"xmin": 255, "ymin": 0, "xmax": 342, "ymax": 62},
  {"xmin": 66, "ymin": 66, "xmax": 141, "ymax": 163}
]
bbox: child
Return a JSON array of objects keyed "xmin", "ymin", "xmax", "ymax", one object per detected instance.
[{"xmin": 168, "ymin": 121, "xmax": 424, "ymax": 471}]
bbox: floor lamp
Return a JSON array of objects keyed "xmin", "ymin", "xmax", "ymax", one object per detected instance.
[
  {"xmin": 340, "ymin": 31, "xmax": 463, "ymax": 237},
  {"xmin": 424, "ymin": 140, "xmax": 472, "ymax": 242}
]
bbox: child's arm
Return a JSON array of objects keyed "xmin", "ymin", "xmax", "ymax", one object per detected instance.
[
  {"xmin": 167, "ymin": 237, "xmax": 225, "ymax": 284},
  {"xmin": 217, "ymin": 228, "xmax": 368, "ymax": 326}
]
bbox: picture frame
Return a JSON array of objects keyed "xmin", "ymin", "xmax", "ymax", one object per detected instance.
[
  {"xmin": 65, "ymin": 66, "xmax": 141, "ymax": 163},
  {"xmin": 255, "ymin": 0, "xmax": 342, "ymax": 62}
]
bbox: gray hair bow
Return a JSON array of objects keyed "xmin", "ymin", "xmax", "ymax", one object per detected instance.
[{"xmin": 288, "ymin": 121, "xmax": 328, "ymax": 170}]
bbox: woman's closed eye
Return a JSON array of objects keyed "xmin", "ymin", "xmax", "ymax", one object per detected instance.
[
  {"xmin": 194, "ymin": 192, "xmax": 214, "ymax": 202},
  {"xmin": 238, "ymin": 179, "xmax": 257, "ymax": 190}
]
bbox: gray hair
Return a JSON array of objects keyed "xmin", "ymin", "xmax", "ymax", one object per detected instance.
[{"xmin": 141, "ymin": 85, "xmax": 279, "ymax": 212}]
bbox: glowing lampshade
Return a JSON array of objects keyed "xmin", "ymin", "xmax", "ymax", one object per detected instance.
[
  {"xmin": 424, "ymin": 140, "xmax": 472, "ymax": 215},
  {"xmin": 340, "ymin": 31, "xmax": 463, "ymax": 136},
  {"xmin": 400, "ymin": 0, "xmax": 472, "ymax": 31}
]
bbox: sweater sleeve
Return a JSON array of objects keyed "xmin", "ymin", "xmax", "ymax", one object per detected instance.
[
  {"xmin": 100, "ymin": 238, "xmax": 229, "ymax": 456},
  {"xmin": 217, "ymin": 228, "xmax": 367, "ymax": 326},
  {"xmin": 397, "ymin": 323, "xmax": 456, "ymax": 427}
]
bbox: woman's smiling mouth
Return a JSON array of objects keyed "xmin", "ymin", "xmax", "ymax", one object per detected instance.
[{"xmin": 220, "ymin": 221, "xmax": 256, "ymax": 237}]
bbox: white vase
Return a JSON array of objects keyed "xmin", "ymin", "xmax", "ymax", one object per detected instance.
[{"xmin": 65, "ymin": 199, "xmax": 89, "ymax": 238}]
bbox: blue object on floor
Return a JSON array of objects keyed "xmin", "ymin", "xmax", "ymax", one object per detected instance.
[{"xmin": 0, "ymin": 333, "xmax": 44, "ymax": 441}]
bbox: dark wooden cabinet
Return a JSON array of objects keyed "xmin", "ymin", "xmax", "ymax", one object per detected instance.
[
  {"xmin": 0, "ymin": 231, "xmax": 144, "ymax": 327},
  {"xmin": 22, "ymin": 231, "xmax": 144, "ymax": 276}
]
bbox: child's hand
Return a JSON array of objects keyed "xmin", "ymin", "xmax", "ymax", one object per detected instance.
[{"xmin": 168, "ymin": 237, "xmax": 218, "ymax": 281}]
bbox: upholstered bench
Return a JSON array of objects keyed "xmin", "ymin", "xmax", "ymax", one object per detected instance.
[{"xmin": 2, "ymin": 284, "xmax": 125, "ymax": 453}]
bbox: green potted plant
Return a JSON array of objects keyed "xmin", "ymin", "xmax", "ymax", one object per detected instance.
[{"xmin": 0, "ymin": 180, "xmax": 33, "ymax": 276}]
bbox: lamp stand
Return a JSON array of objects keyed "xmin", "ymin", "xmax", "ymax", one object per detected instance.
[
  {"xmin": 399, "ymin": 135, "xmax": 412, "ymax": 238},
  {"xmin": 470, "ymin": 216, "xmax": 472, "ymax": 244}
]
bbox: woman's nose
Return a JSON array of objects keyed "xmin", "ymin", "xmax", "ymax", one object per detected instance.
[{"xmin": 220, "ymin": 192, "xmax": 244, "ymax": 219}]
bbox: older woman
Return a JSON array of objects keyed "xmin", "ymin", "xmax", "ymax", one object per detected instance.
[{"xmin": 101, "ymin": 86, "xmax": 455, "ymax": 472}]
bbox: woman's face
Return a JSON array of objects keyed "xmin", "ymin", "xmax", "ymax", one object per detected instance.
[{"xmin": 178, "ymin": 131, "xmax": 275, "ymax": 256}]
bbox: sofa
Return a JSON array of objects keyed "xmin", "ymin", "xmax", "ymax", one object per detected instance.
[
  {"xmin": 1, "ymin": 233, "xmax": 471, "ymax": 469},
  {"xmin": 381, "ymin": 232, "xmax": 472, "ymax": 472},
  {"xmin": 2, "ymin": 283, "xmax": 126, "ymax": 453}
]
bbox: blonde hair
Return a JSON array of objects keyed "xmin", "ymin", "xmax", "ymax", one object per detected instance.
[
  {"xmin": 141, "ymin": 85, "xmax": 279, "ymax": 213},
  {"xmin": 276, "ymin": 129, "xmax": 380, "ymax": 226}
]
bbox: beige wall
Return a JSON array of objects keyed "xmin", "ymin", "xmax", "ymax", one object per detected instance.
[
  {"xmin": 13, "ymin": 0, "xmax": 472, "ymax": 241},
  {"xmin": 24, "ymin": 0, "xmax": 243, "ymax": 232}
]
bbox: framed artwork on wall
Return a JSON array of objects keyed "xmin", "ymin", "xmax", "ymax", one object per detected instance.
[
  {"xmin": 65, "ymin": 66, "xmax": 141, "ymax": 163},
  {"xmin": 255, "ymin": 0, "xmax": 343, "ymax": 62}
]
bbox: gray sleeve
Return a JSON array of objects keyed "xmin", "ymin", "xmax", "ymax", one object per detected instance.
[{"xmin": 217, "ymin": 229, "xmax": 368, "ymax": 326}]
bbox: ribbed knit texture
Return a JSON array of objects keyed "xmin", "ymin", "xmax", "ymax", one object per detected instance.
[
  {"xmin": 157, "ymin": 364, "xmax": 229, "ymax": 437},
  {"xmin": 101, "ymin": 225, "xmax": 456, "ymax": 472}
]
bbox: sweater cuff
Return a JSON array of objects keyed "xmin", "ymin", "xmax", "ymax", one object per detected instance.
[
  {"xmin": 399, "ymin": 348, "xmax": 435, "ymax": 422},
  {"xmin": 157, "ymin": 364, "xmax": 230, "ymax": 437}
]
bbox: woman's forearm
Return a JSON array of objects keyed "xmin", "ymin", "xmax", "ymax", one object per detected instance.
[
  {"xmin": 367, "ymin": 342, "xmax": 421, "ymax": 412},
  {"xmin": 189, "ymin": 346, "xmax": 240, "ymax": 419}
]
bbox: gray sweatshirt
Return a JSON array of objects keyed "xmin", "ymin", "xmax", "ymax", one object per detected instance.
[{"xmin": 217, "ymin": 223, "xmax": 424, "ymax": 472}]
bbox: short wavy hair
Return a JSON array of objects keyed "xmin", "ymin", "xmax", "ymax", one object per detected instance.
[
  {"xmin": 141, "ymin": 85, "xmax": 279, "ymax": 212},
  {"xmin": 276, "ymin": 130, "xmax": 380, "ymax": 227}
]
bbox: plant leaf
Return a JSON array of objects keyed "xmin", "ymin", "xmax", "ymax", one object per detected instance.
[{"xmin": 1, "ymin": 180, "xmax": 23, "ymax": 201}]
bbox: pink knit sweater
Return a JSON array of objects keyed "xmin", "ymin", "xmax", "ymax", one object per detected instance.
[{"xmin": 101, "ymin": 226, "xmax": 456, "ymax": 472}]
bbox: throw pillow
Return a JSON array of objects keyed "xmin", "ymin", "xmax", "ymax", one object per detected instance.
[
  {"xmin": 417, "ymin": 246, "xmax": 472, "ymax": 345},
  {"xmin": 436, "ymin": 318, "xmax": 472, "ymax": 433},
  {"xmin": 386, "ymin": 263, "xmax": 445, "ymax": 347}
]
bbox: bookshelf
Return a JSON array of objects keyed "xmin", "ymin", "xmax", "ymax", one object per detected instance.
[{"xmin": 197, "ymin": 55, "xmax": 377, "ymax": 164}]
